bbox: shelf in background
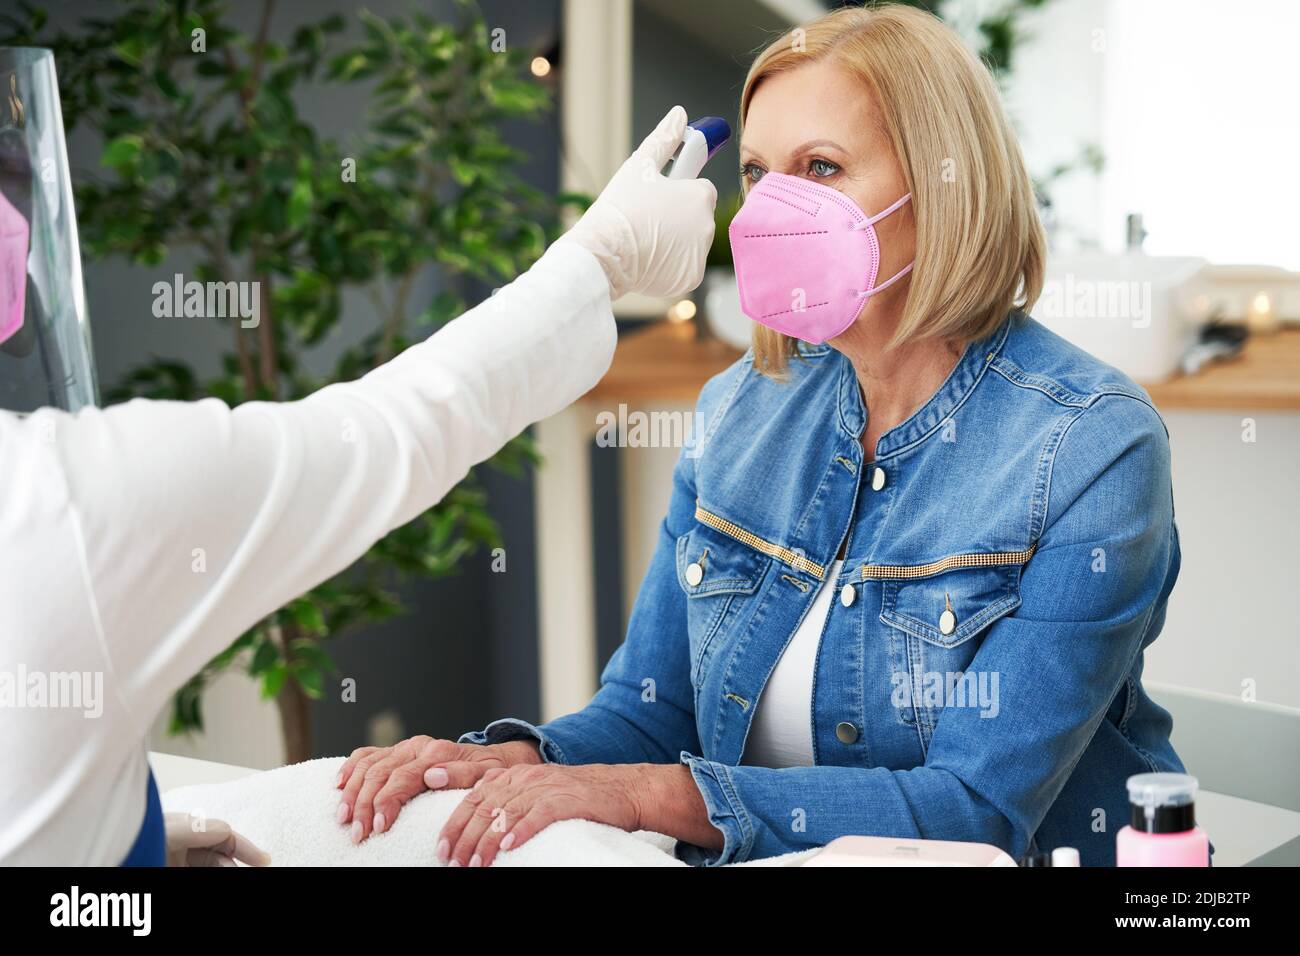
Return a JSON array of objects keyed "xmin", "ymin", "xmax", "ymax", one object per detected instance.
[
  {"xmin": 585, "ymin": 320, "xmax": 743, "ymax": 406},
  {"xmin": 588, "ymin": 321, "xmax": 1300, "ymax": 412},
  {"xmin": 1143, "ymin": 328, "xmax": 1300, "ymax": 412}
]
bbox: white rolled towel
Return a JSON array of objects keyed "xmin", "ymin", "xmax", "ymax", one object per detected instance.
[{"xmin": 162, "ymin": 756, "xmax": 813, "ymax": 867}]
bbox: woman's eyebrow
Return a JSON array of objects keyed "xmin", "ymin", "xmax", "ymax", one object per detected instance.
[
  {"xmin": 740, "ymin": 139, "xmax": 849, "ymax": 164},
  {"xmin": 789, "ymin": 138, "xmax": 848, "ymax": 155},
  {"xmin": 740, "ymin": 139, "xmax": 848, "ymax": 164}
]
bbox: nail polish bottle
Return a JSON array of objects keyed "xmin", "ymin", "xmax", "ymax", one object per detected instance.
[{"xmin": 1116, "ymin": 773, "xmax": 1209, "ymax": 867}]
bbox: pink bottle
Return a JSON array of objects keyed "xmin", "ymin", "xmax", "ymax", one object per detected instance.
[{"xmin": 1116, "ymin": 773, "xmax": 1210, "ymax": 867}]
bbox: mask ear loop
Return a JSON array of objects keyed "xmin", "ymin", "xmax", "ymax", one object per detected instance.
[
  {"xmin": 864, "ymin": 192, "xmax": 912, "ymax": 226},
  {"xmin": 854, "ymin": 261, "xmax": 913, "ymax": 300},
  {"xmin": 851, "ymin": 192, "xmax": 914, "ymax": 299}
]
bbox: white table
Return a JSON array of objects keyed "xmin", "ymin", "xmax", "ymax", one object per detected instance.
[
  {"xmin": 151, "ymin": 751, "xmax": 256, "ymax": 792},
  {"xmin": 150, "ymin": 752, "xmax": 1300, "ymax": 866},
  {"xmin": 1196, "ymin": 790, "xmax": 1300, "ymax": 867}
]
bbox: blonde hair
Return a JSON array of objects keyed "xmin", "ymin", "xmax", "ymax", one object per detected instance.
[{"xmin": 740, "ymin": 2, "xmax": 1045, "ymax": 373}]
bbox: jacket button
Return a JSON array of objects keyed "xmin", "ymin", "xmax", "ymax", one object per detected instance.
[
  {"xmin": 835, "ymin": 721, "xmax": 859, "ymax": 744},
  {"xmin": 939, "ymin": 608, "xmax": 957, "ymax": 635},
  {"xmin": 685, "ymin": 562, "xmax": 704, "ymax": 586},
  {"xmin": 870, "ymin": 467, "xmax": 887, "ymax": 491},
  {"xmin": 840, "ymin": 583, "xmax": 856, "ymax": 607}
]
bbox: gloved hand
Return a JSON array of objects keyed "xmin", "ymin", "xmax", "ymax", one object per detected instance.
[
  {"xmin": 164, "ymin": 811, "xmax": 271, "ymax": 867},
  {"xmin": 561, "ymin": 105, "xmax": 718, "ymax": 300}
]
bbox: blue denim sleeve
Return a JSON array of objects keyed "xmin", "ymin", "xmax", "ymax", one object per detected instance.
[
  {"xmin": 457, "ymin": 717, "xmax": 570, "ymax": 764},
  {"xmin": 674, "ymin": 394, "xmax": 1179, "ymax": 865},
  {"xmin": 459, "ymin": 434, "xmax": 706, "ymax": 766}
]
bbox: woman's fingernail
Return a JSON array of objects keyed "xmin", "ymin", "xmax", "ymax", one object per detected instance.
[
  {"xmin": 373, "ymin": 813, "xmax": 387, "ymax": 834},
  {"xmin": 425, "ymin": 767, "xmax": 449, "ymax": 788},
  {"xmin": 350, "ymin": 820, "xmax": 363, "ymax": 844},
  {"xmin": 435, "ymin": 838, "xmax": 450, "ymax": 863},
  {"xmin": 500, "ymin": 832, "xmax": 515, "ymax": 851},
  {"xmin": 336, "ymin": 802, "xmax": 349, "ymax": 824},
  {"xmin": 469, "ymin": 854, "xmax": 482, "ymax": 868},
  {"xmin": 448, "ymin": 858, "xmax": 461, "ymax": 867}
]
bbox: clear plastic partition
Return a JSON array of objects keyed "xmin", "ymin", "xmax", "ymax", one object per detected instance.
[{"xmin": 0, "ymin": 47, "xmax": 98, "ymax": 413}]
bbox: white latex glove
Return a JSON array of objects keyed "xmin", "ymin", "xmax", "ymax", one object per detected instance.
[
  {"xmin": 561, "ymin": 105, "xmax": 718, "ymax": 300},
  {"xmin": 164, "ymin": 812, "xmax": 271, "ymax": 867}
]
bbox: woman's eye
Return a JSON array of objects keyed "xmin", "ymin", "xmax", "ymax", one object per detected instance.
[
  {"xmin": 810, "ymin": 158, "xmax": 840, "ymax": 178},
  {"xmin": 741, "ymin": 163, "xmax": 766, "ymax": 184}
]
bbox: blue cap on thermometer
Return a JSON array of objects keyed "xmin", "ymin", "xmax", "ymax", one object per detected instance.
[{"xmin": 667, "ymin": 116, "xmax": 732, "ymax": 180}]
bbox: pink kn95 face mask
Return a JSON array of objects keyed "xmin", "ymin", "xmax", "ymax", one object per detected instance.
[{"xmin": 728, "ymin": 171, "xmax": 913, "ymax": 344}]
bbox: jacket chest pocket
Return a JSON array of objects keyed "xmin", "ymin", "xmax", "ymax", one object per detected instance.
[
  {"xmin": 876, "ymin": 556, "xmax": 1029, "ymax": 744},
  {"xmin": 676, "ymin": 528, "xmax": 767, "ymax": 686}
]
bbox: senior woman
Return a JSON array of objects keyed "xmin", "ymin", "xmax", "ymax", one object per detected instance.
[{"xmin": 335, "ymin": 3, "xmax": 1187, "ymax": 867}]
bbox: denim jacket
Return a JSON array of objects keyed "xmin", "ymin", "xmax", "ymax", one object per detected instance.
[{"xmin": 462, "ymin": 313, "xmax": 1186, "ymax": 866}]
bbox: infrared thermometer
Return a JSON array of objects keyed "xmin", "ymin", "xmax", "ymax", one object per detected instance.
[{"xmin": 667, "ymin": 116, "xmax": 731, "ymax": 179}]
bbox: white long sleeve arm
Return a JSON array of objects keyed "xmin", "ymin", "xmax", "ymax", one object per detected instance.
[{"xmin": 3, "ymin": 239, "xmax": 613, "ymax": 741}]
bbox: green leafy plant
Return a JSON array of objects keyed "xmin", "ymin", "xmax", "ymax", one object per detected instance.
[{"xmin": 1, "ymin": 0, "xmax": 567, "ymax": 761}]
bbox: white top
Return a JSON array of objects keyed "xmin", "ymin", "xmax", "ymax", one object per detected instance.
[
  {"xmin": 742, "ymin": 559, "xmax": 844, "ymax": 768},
  {"xmin": 0, "ymin": 241, "xmax": 616, "ymax": 865}
]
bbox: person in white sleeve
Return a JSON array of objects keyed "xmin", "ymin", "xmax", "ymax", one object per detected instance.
[{"xmin": 0, "ymin": 106, "xmax": 717, "ymax": 866}]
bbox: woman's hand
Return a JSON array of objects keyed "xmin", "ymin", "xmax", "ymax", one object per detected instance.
[
  {"xmin": 436, "ymin": 763, "xmax": 646, "ymax": 867},
  {"xmin": 335, "ymin": 735, "xmax": 542, "ymax": 843}
]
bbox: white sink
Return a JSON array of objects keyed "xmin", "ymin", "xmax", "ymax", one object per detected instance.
[{"xmin": 1033, "ymin": 253, "xmax": 1210, "ymax": 382}]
